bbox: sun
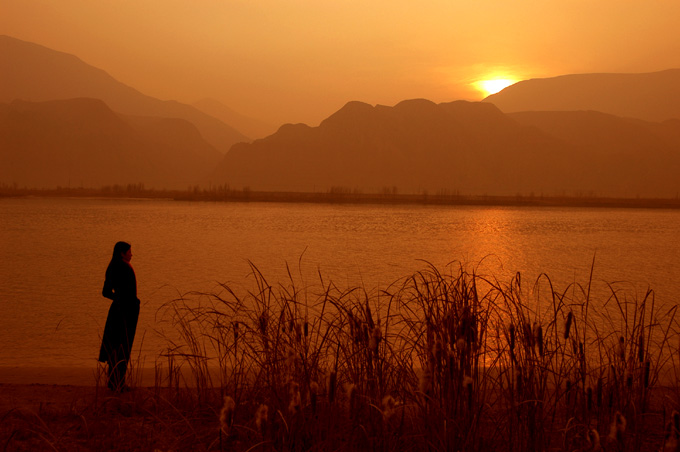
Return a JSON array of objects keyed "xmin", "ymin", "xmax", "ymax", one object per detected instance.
[{"xmin": 475, "ymin": 79, "xmax": 517, "ymax": 97}]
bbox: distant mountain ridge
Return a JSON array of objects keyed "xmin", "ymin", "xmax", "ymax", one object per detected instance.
[
  {"xmin": 192, "ymin": 98, "xmax": 277, "ymax": 140},
  {"xmin": 2, "ymin": 34, "xmax": 679, "ymax": 197},
  {"xmin": 0, "ymin": 98, "xmax": 222, "ymax": 188},
  {"xmin": 0, "ymin": 35, "xmax": 250, "ymax": 151},
  {"xmin": 484, "ymin": 69, "xmax": 680, "ymax": 122},
  {"xmin": 212, "ymin": 99, "xmax": 680, "ymax": 198}
]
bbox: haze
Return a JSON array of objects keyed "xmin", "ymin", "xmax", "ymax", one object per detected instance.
[{"xmin": 3, "ymin": 0, "xmax": 679, "ymax": 126}]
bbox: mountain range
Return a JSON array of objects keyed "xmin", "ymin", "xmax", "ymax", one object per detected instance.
[
  {"xmin": 213, "ymin": 99, "xmax": 680, "ymax": 197},
  {"xmin": 2, "ymin": 34, "xmax": 679, "ymax": 197},
  {"xmin": 0, "ymin": 35, "xmax": 249, "ymax": 152},
  {"xmin": 484, "ymin": 69, "xmax": 680, "ymax": 122},
  {"xmin": 0, "ymin": 98, "xmax": 221, "ymax": 189}
]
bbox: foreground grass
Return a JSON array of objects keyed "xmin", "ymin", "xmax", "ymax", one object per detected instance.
[{"xmin": 3, "ymin": 262, "xmax": 680, "ymax": 451}]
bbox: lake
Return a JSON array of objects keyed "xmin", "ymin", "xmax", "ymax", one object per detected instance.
[{"xmin": 1, "ymin": 197, "xmax": 679, "ymax": 370}]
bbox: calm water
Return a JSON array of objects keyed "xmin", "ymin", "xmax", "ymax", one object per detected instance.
[{"xmin": 1, "ymin": 197, "xmax": 679, "ymax": 368}]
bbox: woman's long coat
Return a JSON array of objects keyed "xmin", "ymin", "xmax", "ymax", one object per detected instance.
[{"xmin": 98, "ymin": 260, "xmax": 140, "ymax": 364}]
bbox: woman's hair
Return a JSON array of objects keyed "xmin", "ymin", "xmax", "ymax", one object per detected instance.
[{"xmin": 111, "ymin": 241, "xmax": 131, "ymax": 261}]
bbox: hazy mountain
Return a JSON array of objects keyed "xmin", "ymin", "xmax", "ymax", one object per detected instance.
[
  {"xmin": 0, "ymin": 35, "xmax": 250, "ymax": 152},
  {"xmin": 0, "ymin": 98, "xmax": 222, "ymax": 189},
  {"xmin": 509, "ymin": 111, "xmax": 680, "ymax": 197},
  {"xmin": 212, "ymin": 99, "xmax": 680, "ymax": 198},
  {"xmin": 484, "ymin": 69, "xmax": 680, "ymax": 122},
  {"xmin": 192, "ymin": 98, "xmax": 277, "ymax": 140}
]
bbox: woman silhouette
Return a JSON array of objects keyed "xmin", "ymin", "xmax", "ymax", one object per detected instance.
[{"xmin": 98, "ymin": 241, "xmax": 140, "ymax": 392}]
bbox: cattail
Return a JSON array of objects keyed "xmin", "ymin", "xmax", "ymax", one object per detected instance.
[
  {"xmin": 587, "ymin": 386, "xmax": 593, "ymax": 411},
  {"xmin": 303, "ymin": 318, "xmax": 309, "ymax": 338},
  {"xmin": 643, "ymin": 361, "xmax": 650, "ymax": 388},
  {"xmin": 328, "ymin": 371, "xmax": 337, "ymax": 404},
  {"xmin": 535, "ymin": 325, "xmax": 544, "ymax": 357},
  {"xmin": 662, "ymin": 429, "xmax": 679, "ymax": 452},
  {"xmin": 347, "ymin": 383, "xmax": 359, "ymax": 419},
  {"xmin": 596, "ymin": 377, "xmax": 603, "ymax": 407},
  {"xmin": 618, "ymin": 336, "xmax": 625, "ymax": 361},
  {"xmin": 258, "ymin": 312, "xmax": 268, "ymax": 335},
  {"xmin": 638, "ymin": 334, "xmax": 645, "ymax": 363},
  {"xmin": 432, "ymin": 338, "xmax": 443, "ymax": 372},
  {"xmin": 667, "ymin": 411, "xmax": 680, "ymax": 452},
  {"xmin": 310, "ymin": 381, "xmax": 319, "ymax": 413},
  {"xmin": 295, "ymin": 321, "xmax": 302, "ymax": 343},
  {"xmin": 255, "ymin": 404, "xmax": 269, "ymax": 433},
  {"xmin": 566, "ymin": 379, "xmax": 572, "ymax": 405},
  {"xmin": 369, "ymin": 325, "xmax": 382, "ymax": 353},
  {"xmin": 463, "ymin": 375, "xmax": 474, "ymax": 408},
  {"xmin": 365, "ymin": 303, "xmax": 374, "ymax": 329},
  {"xmin": 348, "ymin": 312, "xmax": 356, "ymax": 342},
  {"xmin": 565, "ymin": 311, "xmax": 573, "ymax": 339},
  {"xmin": 233, "ymin": 321, "xmax": 239, "ymax": 343},
  {"xmin": 219, "ymin": 396, "xmax": 236, "ymax": 434}
]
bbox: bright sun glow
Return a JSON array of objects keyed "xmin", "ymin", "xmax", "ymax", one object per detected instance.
[{"xmin": 476, "ymin": 79, "xmax": 517, "ymax": 96}]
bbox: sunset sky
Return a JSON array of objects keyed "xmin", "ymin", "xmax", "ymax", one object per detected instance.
[{"xmin": 2, "ymin": 0, "xmax": 679, "ymax": 126}]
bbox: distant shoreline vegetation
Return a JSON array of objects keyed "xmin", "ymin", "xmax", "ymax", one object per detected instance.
[{"xmin": 2, "ymin": 183, "xmax": 680, "ymax": 209}]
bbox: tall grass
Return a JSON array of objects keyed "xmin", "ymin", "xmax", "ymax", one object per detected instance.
[
  {"xmin": 145, "ymin": 261, "xmax": 680, "ymax": 451},
  {"xmin": 5, "ymin": 261, "xmax": 678, "ymax": 451}
]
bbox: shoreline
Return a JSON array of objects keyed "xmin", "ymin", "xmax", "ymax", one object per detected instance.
[
  {"xmin": 0, "ymin": 366, "xmax": 158, "ymax": 387},
  {"xmin": 2, "ymin": 187, "xmax": 680, "ymax": 209}
]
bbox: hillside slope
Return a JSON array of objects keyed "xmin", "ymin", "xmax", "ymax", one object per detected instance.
[
  {"xmin": 484, "ymin": 70, "xmax": 680, "ymax": 122},
  {"xmin": 0, "ymin": 35, "xmax": 250, "ymax": 151},
  {"xmin": 0, "ymin": 98, "xmax": 222, "ymax": 188}
]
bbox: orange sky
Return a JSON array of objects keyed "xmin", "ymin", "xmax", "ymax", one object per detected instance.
[{"xmin": 2, "ymin": 0, "xmax": 679, "ymax": 126}]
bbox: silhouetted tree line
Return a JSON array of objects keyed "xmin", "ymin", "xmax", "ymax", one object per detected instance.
[{"xmin": 1, "ymin": 182, "xmax": 679, "ymax": 208}]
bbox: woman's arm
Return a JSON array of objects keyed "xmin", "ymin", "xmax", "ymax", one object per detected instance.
[{"xmin": 102, "ymin": 278, "xmax": 115, "ymax": 300}]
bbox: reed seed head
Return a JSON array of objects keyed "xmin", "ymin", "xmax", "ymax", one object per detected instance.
[
  {"xmin": 289, "ymin": 381, "xmax": 301, "ymax": 414},
  {"xmin": 608, "ymin": 411, "xmax": 626, "ymax": 443},
  {"xmin": 255, "ymin": 404, "xmax": 269, "ymax": 433},
  {"xmin": 665, "ymin": 411, "xmax": 680, "ymax": 452},
  {"xmin": 419, "ymin": 369, "xmax": 432, "ymax": 396},
  {"xmin": 219, "ymin": 396, "xmax": 236, "ymax": 433},
  {"xmin": 587, "ymin": 429, "xmax": 601, "ymax": 452},
  {"xmin": 382, "ymin": 395, "xmax": 396, "ymax": 421},
  {"xmin": 456, "ymin": 337, "xmax": 465, "ymax": 352}
]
